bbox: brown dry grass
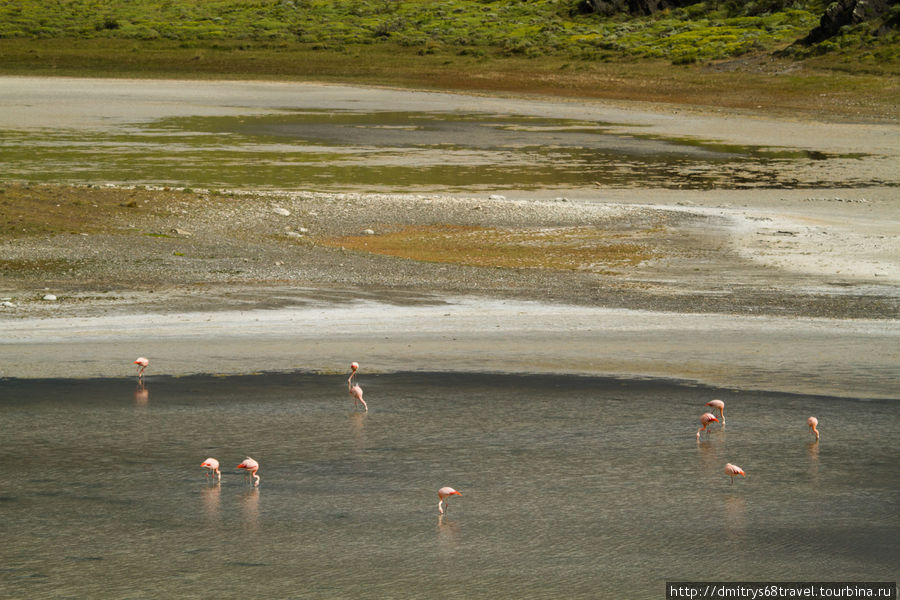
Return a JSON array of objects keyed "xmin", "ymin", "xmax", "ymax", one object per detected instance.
[
  {"xmin": 318, "ymin": 224, "xmax": 657, "ymax": 272},
  {"xmin": 0, "ymin": 183, "xmax": 236, "ymax": 241}
]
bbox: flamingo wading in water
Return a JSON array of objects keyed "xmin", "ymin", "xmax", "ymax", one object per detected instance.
[
  {"xmin": 725, "ymin": 463, "xmax": 746, "ymax": 484},
  {"xmin": 201, "ymin": 458, "xmax": 221, "ymax": 482},
  {"xmin": 134, "ymin": 357, "xmax": 149, "ymax": 380},
  {"xmin": 697, "ymin": 412, "xmax": 719, "ymax": 439},
  {"xmin": 438, "ymin": 487, "xmax": 461, "ymax": 514},
  {"xmin": 348, "ymin": 362, "xmax": 367, "ymax": 412},
  {"xmin": 237, "ymin": 457, "xmax": 260, "ymax": 486},
  {"xmin": 807, "ymin": 416, "xmax": 819, "ymax": 441},
  {"xmin": 705, "ymin": 399, "xmax": 725, "ymax": 423}
]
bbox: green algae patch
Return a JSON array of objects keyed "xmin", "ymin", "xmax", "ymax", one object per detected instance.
[{"xmin": 318, "ymin": 224, "xmax": 657, "ymax": 272}]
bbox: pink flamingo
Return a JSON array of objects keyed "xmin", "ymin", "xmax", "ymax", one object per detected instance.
[
  {"xmin": 705, "ymin": 399, "xmax": 725, "ymax": 423},
  {"xmin": 725, "ymin": 463, "xmax": 746, "ymax": 484},
  {"xmin": 348, "ymin": 362, "xmax": 367, "ymax": 411},
  {"xmin": 438, "ymin": 487, "xmax": 461, "ymax": 514},
  {"xmin": 807, "ymin": 416, "xmax": 819, "ymax": 441},
  {"xmin": 201, "ymin": 457, "xmax": 221, "ymax": 482},
  {"xmin": 134, "ymin": 357, "xmax": 149, "ymax": 380},
  {"xmin": 237, "ymin": 457, "xmax": 260, "ymax": 486},
  {"xmin": 696, "ymin": 412, "xmax": 719, "ymax": 439}
]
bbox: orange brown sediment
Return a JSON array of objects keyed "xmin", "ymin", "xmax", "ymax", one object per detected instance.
[{"xmin": 316, "ymin": 224, "xmax": 658, "ymax": 272}]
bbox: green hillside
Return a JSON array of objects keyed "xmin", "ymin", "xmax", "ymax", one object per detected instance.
[{"xmin": 2, "ymin": 0, "xmax": 897, "ymax": 63}]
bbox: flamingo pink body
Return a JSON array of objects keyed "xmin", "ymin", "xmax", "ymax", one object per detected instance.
[
  {"xmin": 725, "ymin": 462, "xmax": 746, "ymax": 484},
  {"xmin": 237, "ymin": 457, "xmax": 260, "ymax": 486},
  {"xmin": 134, "ymin": 357, "xmax": 149, "ymax": 379},
  {"xmin": 807, "ymin": 416, "xmax": 819, "ymax": 440},
  {"xmin": 705, "ymin": 399, "xmax": 725, "ymax": 422},
  {"xmin": 697, "ymin": 412, "xmax": 719, "ymax": 439},
  {"xmin": 348, "ymin": 364, "xmax": 367, "ymax": 411},
  {"xmin": 437, "ymin": 486, "xmax": 461, "ymax": 514},
  {"xmin": 201, "ymin": 457, "xmax": 221, "ymax": 481}
]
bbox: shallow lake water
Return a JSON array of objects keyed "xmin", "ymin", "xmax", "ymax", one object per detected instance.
[
  {"xmin": 1, "ymin": 372, "xmax": 896, "ymax": 599},
  {"xmin": 1, "ymin": 109, "xmax": 867, "ymax": 193}
]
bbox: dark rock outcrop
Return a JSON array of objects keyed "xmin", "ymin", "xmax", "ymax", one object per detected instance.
[
  {"xmin": 802, "ymin": 0, "xmax": 899, "ymax": 44},
  {"xmin": 574, "ymin": 0, "xmax": 699, "ymax": 16}
]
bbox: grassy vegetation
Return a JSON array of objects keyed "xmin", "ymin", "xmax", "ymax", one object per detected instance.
[
  {"xmin": 0, "ymin": 0, "xmax": 813, "ymax": 57},
  {"xmin": 2, "ymin": 0, "xmax": 896, "ymax": 64},
  {"xmin": 0, "ymin": 1, "xmax": 812, "ymax": 57},
  {"xmin": 0, "ymin": 1, "xmax": 896, "ymax": 117}
]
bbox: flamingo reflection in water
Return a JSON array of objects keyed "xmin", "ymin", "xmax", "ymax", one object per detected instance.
[{"xmin": 134, "ymin": 382, "xmax": 149, "ymax": 406}]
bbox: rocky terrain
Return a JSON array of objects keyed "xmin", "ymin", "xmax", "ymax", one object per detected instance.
[{"xmin": 2, "ymin": 182, "xmax": 897, "ymax": 321}]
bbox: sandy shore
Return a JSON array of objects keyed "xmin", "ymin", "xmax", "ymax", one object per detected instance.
[{"xmin": 0, "ymin": 77, "xmax": 897, "ymax": 397}]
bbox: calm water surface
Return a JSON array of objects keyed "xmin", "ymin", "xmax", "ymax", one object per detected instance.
[{"xmin": 1, "ymin": 373, "xmax": 897, "ymax": 599}]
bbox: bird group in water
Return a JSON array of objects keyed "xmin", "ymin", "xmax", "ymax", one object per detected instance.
[
  {"xmin": 133, "ymin": 355, "xmax": 822, "ymax": 504},
  {"xmin": 695, "ymin": 398, "xmax": 820, "ymax": 484},
  {"xmin": 134, "ymin": 357, "xmax": 461, "ymax": 511}
]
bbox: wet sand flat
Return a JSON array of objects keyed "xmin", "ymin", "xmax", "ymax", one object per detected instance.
[{"xmin": 1, "ymin": 299, "xmax": 897, "ymax": 399}]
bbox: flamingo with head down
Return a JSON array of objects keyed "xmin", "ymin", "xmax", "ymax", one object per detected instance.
[
  {"xmin": 807, "ymin": 416, "xmax": 819, "ymax": 441},
  {"xmin": 438, "ymin": 487, "xmax": 462, "ymax": 514},
  {"xmin": 705, "ymin": 399, "xmax": 725, "ymax": 423},
  {"xmin": 696, "ymin": 412, "xmax": 718, "ymax": 439},
  {"xmin": 237, "ymin": 457, "xmax": 260, "ymax": 486},
  {"xmin": 201, "ymin": 458, "xmax": 221, "ymax": 482},
  {"xmin": 725, "ymin": 463, "xmax": 746, "ymax": 484},
  {"xmin": 134, "ymin": 357, "xmax": 149, "ymax": 380}
]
